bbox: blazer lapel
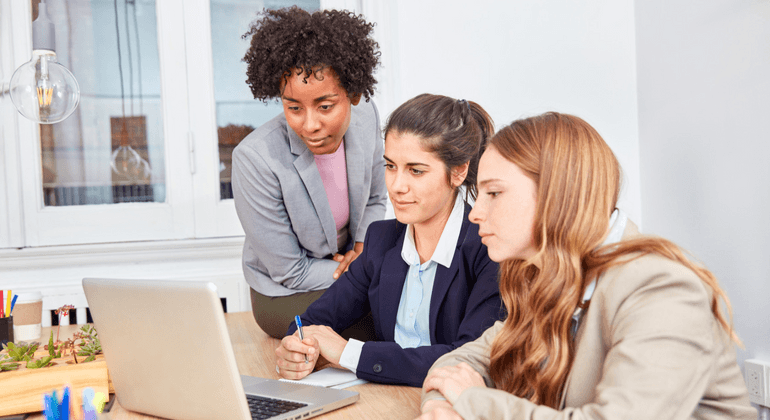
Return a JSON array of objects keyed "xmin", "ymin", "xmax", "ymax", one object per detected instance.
[
  {"xmin": 289, "ymin": 126, "xmax": 338, "ymax": 254},
  {"xmin": 427, "ymin": 205, "xmax": 471, "ymax": 343},
  {"xmin": 379, "ymin": 232, "xmax": 409, "ymax": 342},
  {"xmin": 344, "ymin": 115, "xmax": 366, "ymax": 246}
]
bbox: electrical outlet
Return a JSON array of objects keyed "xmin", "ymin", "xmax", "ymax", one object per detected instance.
[{"xmin": 745, "ymin": 359, "xmax": 770, "ymax": 407}]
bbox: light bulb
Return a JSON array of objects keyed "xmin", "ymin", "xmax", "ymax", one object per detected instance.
[
  {"xmin": 8, "ymin": 50, "xmax": 80, "ymax": 124},
  {"xmin": 111, "ymin": 145, "xmax": 152, "ymax": 181},
  {"xmin": 2, "ymin": 1, "xmax": 80, "ymax": 124}
]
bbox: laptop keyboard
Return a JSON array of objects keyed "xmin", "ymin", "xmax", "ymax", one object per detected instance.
[{"xmin": 246, "ymin": 394, "xmax": 308, "ymax": 420}]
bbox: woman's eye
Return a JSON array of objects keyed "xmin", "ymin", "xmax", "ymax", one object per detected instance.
[
  {"xmin": 384, "ymin": 163, "xmax": 396, "ymax": 170},
  {"xmin": 410, "ymin": 169, "xmax": 424, "ymax": 175},
  {"xmin": 487, "ymin": 191, "xmax": 500, "ymax": 197},
  {"xmin": 287, "ymin": 106, "xmax": 300, "ymax": 111},
  {"xmin": 320, "ymin": 104, "xmax": 334, "ymax": 111}
]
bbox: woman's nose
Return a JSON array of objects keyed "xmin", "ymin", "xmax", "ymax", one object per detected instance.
[
  {"xmin": 388, "ymin": 171, "xmax": 408, "ymax": 194},
  {"xmin": 303, "ymin": 110, "xmax": 322, "ymax": 133},
  {"xmin": 469, "ymin": 201, "xmax": 484, "ymax": 224}
]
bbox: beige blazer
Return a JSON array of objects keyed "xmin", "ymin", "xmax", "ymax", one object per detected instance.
[{"xmin": 422, "ymin": 221, "xmax": 756, "ymax": 420}]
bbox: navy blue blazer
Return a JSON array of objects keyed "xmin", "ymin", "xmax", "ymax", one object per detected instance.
[{"xmin": 289, "ymin": 204, "xmax": 504, "ymax": 386}]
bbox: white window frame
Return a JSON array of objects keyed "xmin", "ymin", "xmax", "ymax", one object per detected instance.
[
  {"xmin": 182, "ymin": 0, "xmax": 244, "ymax": 238},
  {"xmin": 0, "ymin": 0, "xmax": 28, "ymax": 249}
]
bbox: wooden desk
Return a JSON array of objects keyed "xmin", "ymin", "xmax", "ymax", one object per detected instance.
[{"xmin": 28, "ymin": 312, "xmax": 422, "ymax": 420}]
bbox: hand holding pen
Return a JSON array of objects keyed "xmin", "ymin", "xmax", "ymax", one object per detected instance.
[
  {"xmin": 274, "ymin": 316, "xmax": 317, "ymax": 380},
  {"xmin": 295, "ymin": 315, "xmax": 309, "ymax": 364}
]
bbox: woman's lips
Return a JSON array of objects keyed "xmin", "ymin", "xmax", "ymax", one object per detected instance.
[
  {"xmin": 305, "ymin": 137, "xmax": 328, "ymax": 146},
  {"xmin": 392, "ymin": 200, "xmax": 414, "ymax": 209}
]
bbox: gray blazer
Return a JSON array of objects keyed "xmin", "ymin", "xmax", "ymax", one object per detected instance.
[
  {"xmin": 232, "ymin": 100, "xmax": 387, "ymax": 296},
  {"xmin": 422, "ymin": 221, "xmax": 756, "ymax": 420}
]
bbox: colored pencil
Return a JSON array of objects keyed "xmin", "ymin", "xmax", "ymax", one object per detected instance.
[{"xmin": 10, "ymin": 295, "xmax": 18, "ymax": 316}]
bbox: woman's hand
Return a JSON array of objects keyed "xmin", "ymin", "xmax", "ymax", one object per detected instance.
[
  {"xmin": 275, "ymin": 332, "xmax": 319, "ymax": 380},
  {"xmin": 333, "ymin": 242, "xmax": 364, "ymax": 279},
  {"xmin": 303, "ymin": 325, "xmax": 348, "ymax": 366},
  {"xmin": 422, "ymin": 362, "xmax": 485, "ymax": 404},
  {"xmin": 415, "ymin": 399, "xmax": 462, "ymax": 420}
]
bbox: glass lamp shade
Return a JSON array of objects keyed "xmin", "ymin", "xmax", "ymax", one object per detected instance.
[{"xmin": 8, "ymin": 51, "xmax": 80, "ymax": 124}]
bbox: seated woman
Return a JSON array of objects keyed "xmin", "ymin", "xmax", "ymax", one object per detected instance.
[
  {"xmin": 275, "ymin": 94, "xmax": 505, "ymax": 387},
  {"xmin": 418, "ymin": 112, "xmax": 756, "ymax": 419},
  {"xmin": 232, "ymin": 7, "xmax": 387, "ymax": 339}
]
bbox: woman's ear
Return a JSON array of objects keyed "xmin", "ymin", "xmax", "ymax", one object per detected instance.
[
  {"xmin": 451, "ymin": 162, "xmax": 470, "ymax": 188},
  {"xmin": 350, "ymin": 93, "xmax": 362, "ymax": 106}
]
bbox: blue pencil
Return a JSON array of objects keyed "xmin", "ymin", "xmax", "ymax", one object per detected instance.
[
  {"xmin": 61, "ymin": 387, "xmax": 70, "ymax": 420},
  {"xmin": 9, "ymin": 295, "xmax": 18, "ymax": 316},
  {"xmin": 43, "ymin": 394, "xmax": 55, "ymax": 419}
]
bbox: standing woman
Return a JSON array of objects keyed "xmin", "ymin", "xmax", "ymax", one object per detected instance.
[
  {"xmin": 275, "ymin": 94, "xmax": 505, "ymax": 387},
  {"xmin": 419, "ymin": 112, "xmax": 756, "ymax": 419},
  {"xmin": 232, "ymin": 7, "xmax": 387, "ymax": 338}
]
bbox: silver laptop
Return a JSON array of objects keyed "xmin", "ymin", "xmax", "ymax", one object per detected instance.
[{"xmin": 82, "ymin": 278, "xmax": 358, "ymax": 420}]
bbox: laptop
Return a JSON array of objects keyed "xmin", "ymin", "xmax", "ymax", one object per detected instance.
[{"xmin": 82, "ymin": 278, "xmax": 359, "ymax": 420}]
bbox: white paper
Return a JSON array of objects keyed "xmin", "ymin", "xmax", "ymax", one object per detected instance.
[{"xmin": 279, "ymin": 367, "xmax": 368, "ymax": 389}]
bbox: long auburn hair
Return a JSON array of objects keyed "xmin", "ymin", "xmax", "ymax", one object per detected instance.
[{"xmin": 487, "ymin": 112, "xmax": 739, "ymax": 408}]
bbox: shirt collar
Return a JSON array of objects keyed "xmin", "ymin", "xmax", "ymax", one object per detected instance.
[{"xmin": 401, "ymin": 193, "xmax": 465, "ymax": 268}]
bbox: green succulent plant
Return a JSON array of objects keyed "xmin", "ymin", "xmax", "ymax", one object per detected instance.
[
  {"xmin": 2, "ymin": 342, "xmax": 39, "ymax": 362},
  {"xmin": 0, "ymin": 354, "xmax": 20, "ymax": 371},
  {"xmin": 48, "ymin": 331, "xmax": 62, "ymax": 358},
  {"xmin": 26, "ymin": 355, "xmax": 54, "ymax": 369},
  {"xmin": 76, "ymin": 324, "xmax": 102, "ymax": 363}
]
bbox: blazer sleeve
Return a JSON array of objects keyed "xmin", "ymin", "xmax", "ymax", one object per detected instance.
[
  {"xmin": 354, "ymin": 101, "xmax": 387, "ymax": 244},
  {"xmin": 421, "ymin": 322, "xmax": 502, "ymax": 407},
  {"xmin": 355, "ymin": 246, "xmax": 502, "ymax": 387},
  {"xmin": 232, "ymin": 142, "xmax": 337, "ymax": 291},
  {"xmin": 439, "ymin": 257, "xmax": 750, "ymax": 420},
  {"xmin": 289, "ymin": 225, "xmax": 381, "ymax": 335}
]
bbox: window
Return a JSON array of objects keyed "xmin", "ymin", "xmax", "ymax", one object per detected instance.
[
  {"xmin": 0, "ymin": 0, "xmax": 321, "ymax": 248},
  {"xmin": 40, "ymin": 0, "xmax": 166, "ymax": 208}
]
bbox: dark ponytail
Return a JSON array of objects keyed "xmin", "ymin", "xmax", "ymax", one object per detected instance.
[{"xmin": 384, "ymin": 94, "xmax": 494, "ymax": 200}]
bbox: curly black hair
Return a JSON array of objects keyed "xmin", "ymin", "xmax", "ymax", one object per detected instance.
[{"xmin": 242, "ymin": 6, "xmax": 380, "ymax": 102}]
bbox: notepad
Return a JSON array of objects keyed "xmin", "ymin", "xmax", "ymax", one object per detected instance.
[{"xmin": 280, "ymin": 367, "xmax": 368, "ymax": 389}]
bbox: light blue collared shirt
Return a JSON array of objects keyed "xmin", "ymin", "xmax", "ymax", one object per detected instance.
[
  {"xmin": 338, "ymin": 193, "xmax": 466, "ymax": 372},
  {"xmin": 394, "ymin": 193, "xmax": 465, "ymax": 348}
]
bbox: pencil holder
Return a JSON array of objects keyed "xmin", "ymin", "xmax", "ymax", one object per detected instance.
[{"xmin": 0, "ymin": 316, "xmax": 13, "ymax": 347}]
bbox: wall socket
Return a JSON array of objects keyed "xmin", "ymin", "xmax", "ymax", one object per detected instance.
[{"xmin": 745, "ymin": 359, "xmax": 770, "ymax": 406}]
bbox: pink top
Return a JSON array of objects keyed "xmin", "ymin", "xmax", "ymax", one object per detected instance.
[{"xmin": 314, "ymin": 139, "xmax": 350, "ymax": 251}]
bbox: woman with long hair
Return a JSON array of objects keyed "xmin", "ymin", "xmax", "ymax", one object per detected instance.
[
  {"xmin": 274, "ymin": 94, "xmax": 505, "ymax": 386},
  {"xmin": 418, "ymin": 112, "xmax": 755, "ymax": 419}
]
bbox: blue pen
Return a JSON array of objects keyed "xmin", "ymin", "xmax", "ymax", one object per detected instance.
[
  {"xmin": 294, "ymin": 315, "xmax": 309, "ymax": 363},
  {"xmin": 9, "ymin": 295, "xmax": 18, "ymax": 316}
]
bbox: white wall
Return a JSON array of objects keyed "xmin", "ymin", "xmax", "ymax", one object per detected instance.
[
  {"xmin": 372, "ymin": 0, "xmax": 768, "ymax": 377},
  {"xmin": 372, "ymin": 0, "xmax": 642, "ymax": 223},
  {"xmin": 635, "ymin": 0, "xmax": 770, "ymax": 369}
]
